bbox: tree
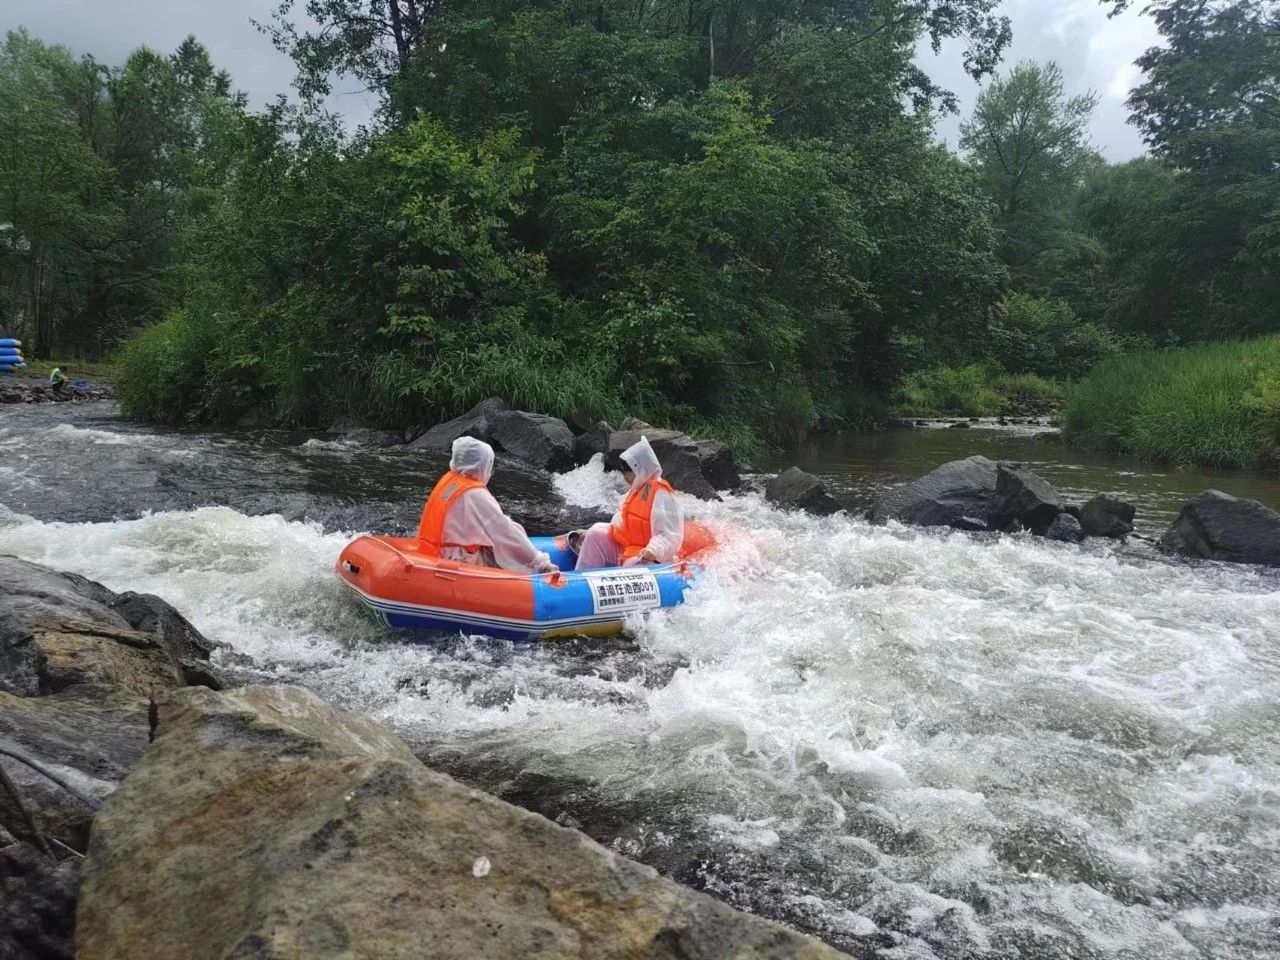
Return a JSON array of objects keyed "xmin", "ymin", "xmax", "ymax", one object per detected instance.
[
  {"xmin": 264, "ymin": 0, "xmax": 1012, "ymax": 124},
  {"xmin": 1098, "ymin": 0, "xmax": 1280, "ymax": 341},
  {"xmin": 960, "ymin": 60, "xmax": 1101, "ymax": 281},
  {"xmin": 0, "ymin": 30, "xmax": 109, "ymax": 354}
]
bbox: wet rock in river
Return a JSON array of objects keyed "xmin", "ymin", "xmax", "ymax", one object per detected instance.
[
  {"xmin": 572, "ymin": 420, "xmax": 613, "ymax": 466},
  {"xmin": 870, "ymin": 456, "xmax": 1001, "ymax": 529},
  {"xmin": 1079, "ymin": 494, "xmax": 1136, "ymax": 539},
  {"xmin": 488, "ymin": 409, "xmax": 576, "ymax": 472},
  {"xmin": 994, "ymin": 463, "xmax": 1066, "ymax": 534},
  {"xmin": 765, "ymin": 468, "xmax": 841, "ymax": 516},
  {"xmin": 605, "ymin": 428, "xmax": 740, "ymax": 500},
  {"xmin": 408, "ymin": 396, "xmax": 509, "ymax": 451},
  {"xmin": 1159, "ymin": 490, "xmax": 1280, "ymax": 566},
  {"xmin": 76, "ymin": 685, "xmax": 849, "ymax": 960},
  {"xmin": 871, "ymin": 457, "xmax": 1077, "ymax": 539},
  {"xmin": 1044, "ymin": 512, "xmax": 1085, "ymax": 543}
]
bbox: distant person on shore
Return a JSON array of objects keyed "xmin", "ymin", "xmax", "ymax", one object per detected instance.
[
  {"xmin": 49, "ymin": 367, "xmax": 66, "ymax": 396},
  {"xmin": 575, "ymin": 436, "xmax": 684, "ymax": 568},
  {"xmin": 417, "ymin": 437, "xmax": 559, "ymax": 575}
]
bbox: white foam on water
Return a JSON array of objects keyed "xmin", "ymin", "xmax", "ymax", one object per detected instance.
[
  {"xmin": 551, "ymin": 454, "xmax": 627, "ymax": 509},
  {"xmin": 2, "ymin": 488, "xmax": 1278, "ymax": 959}
]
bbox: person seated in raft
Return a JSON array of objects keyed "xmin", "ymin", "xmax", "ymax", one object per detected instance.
[
  {"xmin": 575, "ymin": 436, "xmax": 684, "ymax": 568},
  {"xmin": 418, "ymin": 436, "xmax": 559, "ymax": 575}
]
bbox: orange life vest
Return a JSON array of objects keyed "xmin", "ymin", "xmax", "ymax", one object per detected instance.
[
  {"xmin": 417, "ymin": 470, "xmax": 486, "ymax": 557},
  {"xmin": 609, "ymin": 477, "xmax": 676, "ymax": 562}
]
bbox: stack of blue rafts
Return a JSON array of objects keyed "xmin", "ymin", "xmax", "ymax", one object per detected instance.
[{"xmin": 0, "ymin": 338, "xmax": 26, "ymax": 373}]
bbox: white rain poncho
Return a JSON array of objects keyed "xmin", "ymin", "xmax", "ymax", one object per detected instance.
[
  {"xmin": 438, "ymin": 437, "xmax": 554, "ymax": 573},
  {"xmin": 577, "ymin": 436, "xmax": 684, "ymax": 568}
]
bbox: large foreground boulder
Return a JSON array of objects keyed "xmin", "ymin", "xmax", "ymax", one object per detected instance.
[
  {"xmin": 0, "ymin": 557, "xmax": 204, "ymax": 698},
  {"xmin": 77, "ymin": 685, "xmax": 847, "ymax": 960},
  {"xmin": 1159, "ymin": 490, "xmax": 1280, "ymax": 566},
  {"xmin": 764, "ymin": 468, "xmax": 841, "ymax": 516},
  {"xmin": 870, "ymin": 456, "xmax": 1001, "ymax": 529},
  {"xmin": 1079, "ymin": 494, "xmax": 1136, "ymax": 539},
  {"xmin": 0, "ymin": 557, "xmax": 222, "ymax": 960}
]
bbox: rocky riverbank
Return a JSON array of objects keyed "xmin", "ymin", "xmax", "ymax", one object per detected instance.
[
  {"xmin": 1, "ymin": 377, "xmax": 111, "ymax": 405},
  {"xmin": 0, "ymin": 556, "xmax": 847, "ymax": 959}
]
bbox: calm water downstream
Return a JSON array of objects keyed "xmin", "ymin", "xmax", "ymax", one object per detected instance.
[{"xmin": 2, "ymin": 402, "xmax": 1278, "ymax": 960}]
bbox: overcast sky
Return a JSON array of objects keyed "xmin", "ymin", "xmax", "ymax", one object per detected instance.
[{"xmin": 4, "ymin": 0, "xmax": 1160, "ymax": 161}]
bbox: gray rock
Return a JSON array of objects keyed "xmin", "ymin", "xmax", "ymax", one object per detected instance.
[
  {"xmin": 77, "ymin": 685, "xmax": 848, "ymax": 960},
  {"xmin": 573, "ymin": 421, "xmax": 613, "ymax": 466},
  {"xmin": 618, "ymin": 417, "xmax": 654, "ymax": 431},
  {"xmin": 1159, "ymin": 490, "xmax": 1280, "ymax": 566},
  {"xmin": 995, "ymin": 463, "xmax": 1066, "ymax": 533},
  {"xmin": 0, "ymin": 557, "xmax": 131, "ymax": 631},
  {"xmin": 1044, "ymin": 512, "xmax": 1085, "ymax": 543},
  {"xmin": 687, "ymin": 438, "xmax": 741, "ymax": 491},
  {"xmin": 567, "ymin": 406, "xmax": 600, "ymax": 433},
  {"xmin": 764, "ymin": 468, "xmax": 841, "ymax": 516},
  {"xmin": 0, "ymin": 690, "xmax": 149, "ymax": 850},
  {"xmin": 0, "ymin": 838, "xmax": 78, "ymax": 960},
  {"xmin": 870, "ymin": 456, "xmax": 1001, "ymax": 529},
  {"xmin": 488, "ymin": 409, "xmax": 576, "ymax": 472},
  {"xmin": 1080, "ymin": 494, "xmax": 1136, "ymax": 539},
  {"xmin": 605, "ymin": 429, "xmax": 739, "ymax": 501},
  {"xmin": 605, "ymin": 428, "xmax": 687, "ymax": 471},
  {"xmin": 408, "ymin": 397, "xmax": 509, "ymax": 451},
  {"xmin": 108, "ymin": 592, "xmax": 217, "ymax": 665},
  {"xmin": 0, "ymin": 611, "xmax": 41, "ymax": 696},
  {"xmin": 0, "ymin": 557, "xmax": 218, "ymax": 851}
]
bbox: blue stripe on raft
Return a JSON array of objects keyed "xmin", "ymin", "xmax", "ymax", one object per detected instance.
[
  {"xmin": 344, "ymin": 561, "xmax": 699, "ymax": 641},
  {"xmin": 0, "ymin": 339, "xmax": 21, "ymax": 348}
]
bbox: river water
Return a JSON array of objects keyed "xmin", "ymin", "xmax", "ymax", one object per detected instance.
[{"xmin": 2, "ymin": 402, "xmax": 1278, "ymax": 960}]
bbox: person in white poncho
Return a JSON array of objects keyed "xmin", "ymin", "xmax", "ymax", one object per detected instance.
[
  {"xmin": 417, "ymin": 437, "xmax": 558, "ymax": 574},
  {"xmin": 576, "ymin": 436, "xmax": 684, "ymax": 568}
]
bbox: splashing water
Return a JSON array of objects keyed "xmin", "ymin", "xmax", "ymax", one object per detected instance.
[{"xmin": 1, "ymin": 406, "xmax": 1278, "ymax": 958}]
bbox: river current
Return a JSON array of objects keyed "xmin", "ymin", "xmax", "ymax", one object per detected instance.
[{"xmin": 2, "ymin": 402, "xmax": 1278, "ymax": 959}]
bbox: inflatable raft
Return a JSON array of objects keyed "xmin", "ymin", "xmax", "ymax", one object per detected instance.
[{"xmin": 337, "ymin": 522, "xmax": 716, "ymax": 640}]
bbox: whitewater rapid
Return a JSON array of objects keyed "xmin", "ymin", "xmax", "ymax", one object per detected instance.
[{"xmin": 2, "ymin": 412, "xmax": 1278, "ymax": 959}]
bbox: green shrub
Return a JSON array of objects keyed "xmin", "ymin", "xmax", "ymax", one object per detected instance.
[
  {"xmin": 1062, "ymin": 336, "xmax": 1280, "ymax": 468},
  {"xmin": 115, "ymin": 311, "xmax": 214, "ymax": 423},
  {"xmin": 891, "ymin": 364, "xmax": 1010, "ymax": 417},
  {"xmin": 988, "ymin": 293, "xmax": 1122, "ymax": 380}
]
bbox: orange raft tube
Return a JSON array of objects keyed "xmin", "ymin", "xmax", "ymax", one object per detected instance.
[{"xmin": 336, "ymin": 522, "xmax": 717, "ymax": 641}]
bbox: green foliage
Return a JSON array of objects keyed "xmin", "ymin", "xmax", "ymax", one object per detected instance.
[
  {"xmin": 891, "ymin": 363, "xmax": 1065, "ymax": 417},
  {"xmin": 960, "ymin": 60, "xmax": 1102, "ymax": 287},
  {"xmin": 115, "ymin": 310, "xmax": 213, "ymax": 422},
  {"xmin": 112, "ymin": 1, "xmax": 1015, "ymax": 447},
  {"xmin": 1062, "ymin": 337, "xmax": 1280, "ymax": 468},
  {"xmin": 0, "ymin": 30, "xmax": 239, "ymax": 358},
  {"xmin": 988, "ymin": 293, "xmax": 1123, "ymax": 380}
]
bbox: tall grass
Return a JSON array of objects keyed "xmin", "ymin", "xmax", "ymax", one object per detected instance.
[
  {"xmin": 1061, "ymin": 336, "xmax": 1280, "ymax": 469},
  {"xmin": 891, "ymin": 364, "xmax": 1065, "ymax": 418}
]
